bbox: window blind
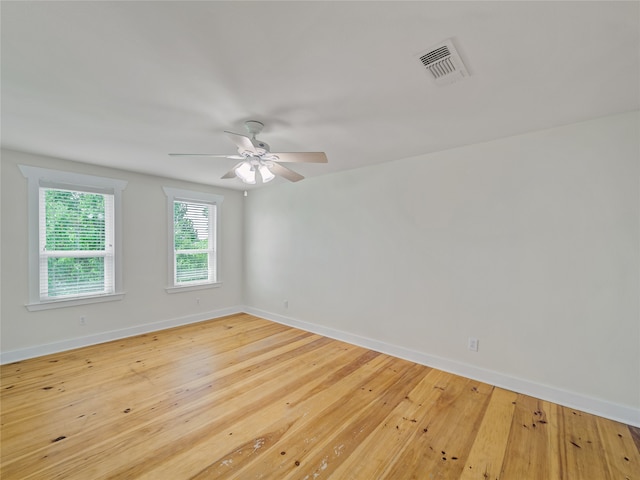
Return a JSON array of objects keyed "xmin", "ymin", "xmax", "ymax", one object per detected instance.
[
  {"xmin": 173, "ymin": 200, "xmax": 216, "ymax": 285},
  {"xmin": 39, "ymin": 187, "xmax": 115, "ymax": 299}
]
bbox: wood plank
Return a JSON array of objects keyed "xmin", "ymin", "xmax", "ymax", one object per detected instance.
[
  {"xmin": 194, "ymin": 356, "xmax": 426, "ymax": 479},
  {"xmin": 327, "ymin": 367, "xmax": 451, "ymax": 479},
  {"xmin": 136, "ymin": 348, "xmax": 390, "ymax": 479},
  {"xmin": 1, "ymin": 314, "xmax": 637, "ymax": 480},
  {"xmin": 459, "ymin": 387, "xmax": 518, "ymax": 480},
  {"xmin": 1, "ymin": 325, "xmax": 318, "ymax": 472},
  {"xmin": 556, "ymin": 408, "xmax": 614, "ymax": 479},
  {"xmin": 596, "ymin": 416, "xmax": 640, "ymax": 479},
  {"xmin": 630, "ymin": 425, "xmax": 640, "ymax": 454},
  {"xmin": 3, "ymin": 334, "xmax": 339, "ymax": 479},
  {"xmin": 499, "ymin": 394, "xmax": 557, "ymax": 479},
  {"xmin": 379, "ymin": 375, "xmax": 493, "ymax": 479}
]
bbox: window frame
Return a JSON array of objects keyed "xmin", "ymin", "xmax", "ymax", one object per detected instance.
[
  {"xmin": 19, "ymin": 165, "xmax": 128, "ymax": 311},
  {"xmin": 162, "ymin": 187, "xmax": 223, "ymax": 293}
]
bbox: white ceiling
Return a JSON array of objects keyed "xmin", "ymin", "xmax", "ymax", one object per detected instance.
[{"xmin": 2, "ymin": 1, "xmax": 639, "ymax": 190}]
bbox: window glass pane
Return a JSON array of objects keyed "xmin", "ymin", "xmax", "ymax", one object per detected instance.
[
  {"xmin": 40, "ymin": 187, "xmax": 114, "ymax": 299},
  {"xmin": 174, "ymin": 201, "xmax": 209, "ymax": 250},
  {"xmin": 176, "ymin": 253, "xmax": 209, "ymax": 283},
  {"xmin": 47, "ymin": 257, "xmax": 105, "ymax": 297},
  {"xmin": 173, "ymin": 200, "xmax": 215, "ymax": 285},
  {"xmin": 45, "ymin": 189, "xmax": 105, "ymax": 251}
]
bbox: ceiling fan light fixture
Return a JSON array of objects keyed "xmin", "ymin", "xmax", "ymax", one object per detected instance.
[
  {"xmin": 259, "ymin": 164, "xmax": 275, "ymax": 183},
  {"xmin": 235, "ymin": 161, "xmax": 256, "ymax": 184},
  {"xmin": 170, "ymin": 120, "xmax": 327, "ymax": 184}
]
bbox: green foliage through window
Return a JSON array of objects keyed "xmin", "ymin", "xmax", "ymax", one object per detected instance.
[
  {"xmin": 45, "ymin": 189, "xmax": 105, "ymax": 251},
  {"xmin": 41, "ymin": 188, "xmax": 113, "ymax": 298},
  {"xmin": 173, "ymin": 201, "xmax": 214, "ymax": 284},
  {"xmin": 47, "ymin": 257, "xmax": 105, "ymax": 297}
]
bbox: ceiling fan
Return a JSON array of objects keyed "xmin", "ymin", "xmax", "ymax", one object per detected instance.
[{"xmin": 169, "ymin": 120, "xmax": 327, "ymax": 184}]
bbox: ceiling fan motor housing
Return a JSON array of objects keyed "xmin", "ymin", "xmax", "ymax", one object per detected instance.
[
  {"xmin": 244, "ymin": 120, "xmax": 269, "ymax": 155},
  {"xmin": 251, "ymin": 139, "xmax": 270, "ymax": 155}
]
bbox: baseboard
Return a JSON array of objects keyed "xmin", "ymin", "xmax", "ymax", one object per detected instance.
[
  {"xmin": 244, "ymin": 306, "xmax": 640, "ymax": 428},
  {"xmin": 0, "ymin": 306, "xmax": 244, "ymax": 365}
]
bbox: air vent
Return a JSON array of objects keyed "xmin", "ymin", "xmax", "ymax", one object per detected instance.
[{"xmin": 417, "ymin": 39, "xmax": 469, "ymax": 85}]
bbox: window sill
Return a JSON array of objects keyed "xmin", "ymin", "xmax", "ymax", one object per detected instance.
[
  {"xmin": 25, "ymin": 292, "xmax": 126, "ymax": 311},
  {"xmin": 165, "ymin": 282, "xmax": 222, "ymax": 294}
]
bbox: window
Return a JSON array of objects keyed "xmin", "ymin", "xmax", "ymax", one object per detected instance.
[
  {"xmin": 19, "ymin": 165, "xmax": 127, "ymax": 310},
  {"xmin": 163, "ymin": 187, "xmax": 223, "ymax": 292},
  {"xmin": 174, "ymin": 200, "xmax": 215, "ymax": 284},
  {"xmin": 40, "ymin": 187, "xmax": 114, "ymax": 298}
]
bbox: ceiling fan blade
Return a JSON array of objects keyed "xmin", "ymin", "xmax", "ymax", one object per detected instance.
[
  {"xmin": 168, "ymin": 153, "xmax": 245, "ymax": 159},
  {"xmin": 224, "ymin": 131, "xmax": 258, "ymax": 155},
  {"xmin": 267, "ymin": 152, "xmax": 327, "ymax": 163},
  {"xmin": 269, "ymin": 162, "xmax": 304, "ymax": 182},
  {"xmin": 221, "ymin": 162, "xmax": 244, "ymax": 179}
]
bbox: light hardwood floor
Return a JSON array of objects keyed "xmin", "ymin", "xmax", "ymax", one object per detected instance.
[{"xmin": 1, "ymin": 313, "xmax": 638, "ymax": 479}]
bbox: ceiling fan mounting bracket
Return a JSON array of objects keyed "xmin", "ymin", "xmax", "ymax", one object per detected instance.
[{"xmin": 244, "ymin": 120, "xmax": 264, "ymax": 138}]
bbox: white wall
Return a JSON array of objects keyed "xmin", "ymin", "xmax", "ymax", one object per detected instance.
[
  {"xmin": 244, "ymin": 111, "xmax": 639, "ymax": 424},
  {"xmin": 1, "ymin": 150, "xmax": 244, "ymax": 360},
  {"xmin": 2, "ymin": 112, "xmax": 638, "ymax": 425}
]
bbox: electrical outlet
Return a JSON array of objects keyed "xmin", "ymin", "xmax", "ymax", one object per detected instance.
[
  {"xmin": 468, "ymin": 337, "xmax": 479, "ymax": 352},
  {"xmin": 196, "ymin": 297, "xmax": 200, "ymax": 305},
  {"xmin": 283, "ymin": 300, "xmax": 289, "ymax": 309},
  {"xmin": 80, "ymin": 316, "xmax": 86, "ymax": 326}
]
